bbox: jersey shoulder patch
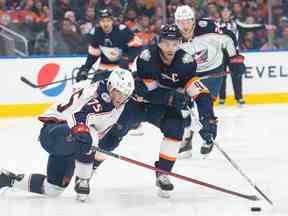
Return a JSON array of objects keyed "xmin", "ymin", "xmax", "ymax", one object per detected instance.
[
  {"xmin": 198, "ymin": 20, "xmax": 208, "ymax": 28},
  {"xmin": 139, "ymin": 49, "xmax": 151, "ymax": 61},
  {"xmin": 101, "ymin": 92, "xmax": 111, "ymax": 103},
  {"xmin": 182, "ymin": 53, "xmax": 194, "ymax": 64},
  {"xmin": 119, "ymin": 24, "xmax": 127, "ymax": 30}
]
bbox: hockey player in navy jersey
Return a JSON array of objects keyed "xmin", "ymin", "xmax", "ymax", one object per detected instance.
[
  {"xmin": 174, "ymin": 5, "xmax": 238, "ymax": 158},
  {"xmin": 91, "ymin": 24, "xmax": 217, "ymax": 198},
  {"xmin": 0, "ymin": 68, "xmax": 134, "ymax": 202},
  {"xmin": 75, "ymin": 8, "xmax": 142, "ymax": 82}
]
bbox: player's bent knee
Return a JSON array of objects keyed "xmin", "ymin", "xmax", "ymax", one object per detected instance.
[
  {"xmin": 39, "ymin": 123, "xmax": 75, "ymax": 156},
  {"xmin": 44, "ymin": 180, "xmax": 66, "ymax": 197},
  {"xmin": 161, "ymin": 118, "xmax": 184, "ymax": 141}
]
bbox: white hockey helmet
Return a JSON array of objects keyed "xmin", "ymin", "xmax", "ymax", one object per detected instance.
[
  {"xmin": 107, "ymin": 68, "xmax": 135, "ymax": 98},
  {"xmin": 174, "ymin": 5, "xmax": 195, "ymax": 21}
]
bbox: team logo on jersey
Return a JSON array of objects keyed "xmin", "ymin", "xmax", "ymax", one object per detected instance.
[
  {"xmin": 37, "ymin": 63, "xmax": 66, "ymax": 97},
  {"xmin": 139, "ymin": 49, "xmax": 151, "ymax": 61},
  {"xmin": 182, "ymin": 53, "xmax": 194, "ymax": 64},
  {"xmin": 193, "ymin": 49, "xmax": 208, "ymax": 64},
  {"xmin": 198, "ymin": 20, "xmax": 208, "ymax": 27},
  {"xmin": 101, "ymin": 92, "xmax": 111, "ymax": 103},
  {"xmin": 161, "ymin": 73, "xmax": 179, "ymax": 82}
]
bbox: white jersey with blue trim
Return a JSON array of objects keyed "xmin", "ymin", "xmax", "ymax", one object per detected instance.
[
  {"xmin": 39, "ymin": 80, "xmax": 125, "ymax": 140},
  {"xmin": 179, "ymin": 33, "xmax": 236, "ymax": 73}
]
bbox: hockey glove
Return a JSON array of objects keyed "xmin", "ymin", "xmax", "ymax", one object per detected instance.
[
  {"xmin": 199, "ymin": 116, "xmax": 217, "ymax": 155},
  {"xmin": 167, "ymin": 90, "xmax": 187, "ymax": 112},
  {"xmin": 71, "ymin": 123, "xmax": 92, "ymax": 154},
  {"xmin": 76, "ymin": 66, "xmax": 89, "ymax": 82},
  {"xmin": 229, "ymin": 55, "xmax": 246, "ymax": 77}
]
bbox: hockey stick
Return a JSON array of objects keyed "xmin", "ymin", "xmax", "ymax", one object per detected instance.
[
  {"xmin": 214, "ymin": 142, "xmax": 273, "ymax": 205},
  {"xmin": 20, "ymin": 68, "xmax": 97, "ymax": 89},
  {"xmin": 198, "ymin": 71, "xmax": 230, "ymax": 80},
  {"xmin": 92, "ymin": 146, "xmax": 259, "ymax": 202}
]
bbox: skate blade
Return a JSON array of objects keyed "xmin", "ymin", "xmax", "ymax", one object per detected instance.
[
  {"xmin": 177, "ymin": 151, "xmax": 192, "ymax": 159},
  {"xmin": 76, "ymin": 194, "xmax": 89, "ymax": 202},
  {"xmin": 157, "ymin": 189, "xmax": 170, "ymax": 198}
]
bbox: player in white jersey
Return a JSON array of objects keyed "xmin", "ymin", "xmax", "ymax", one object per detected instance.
[
  {"xmin": 174, "ymin": 5, "xmax": 238, "ymax": 158},
  {"xmin": 0, "ymin": 68, "xmax": 134, "ymax": 202}
]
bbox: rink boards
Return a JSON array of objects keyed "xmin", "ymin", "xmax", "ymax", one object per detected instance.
[{"xmin": 0, "ymin": 52, "xmax": 288, "ymax": 117}]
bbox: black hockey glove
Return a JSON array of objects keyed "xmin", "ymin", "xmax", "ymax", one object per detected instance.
[
  {"xmin": 76, "ymin": 65, "xmax": 89, "ymax": 82},
  {"xmin": 229, "ymin": 55, "xmax": 246, "ymax": 77},
  {"xmin": 71, "ymin": 123, "xmax": 92, "ymax": 154},
  {"xmin": 199, "ymin": 116, "xmax": 217, "ymax": 155},
  {"xmin": 167, "ymin": 90, "xmax": 187, "ymax": 112}
]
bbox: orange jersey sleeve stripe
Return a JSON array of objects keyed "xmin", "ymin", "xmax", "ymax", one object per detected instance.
[
  {"xmin": 184, "ymin": 77, "xmax": 200, "ymax": 91},
  {"xmin": 159, "ymin": 153, "xmax": 177, "ymax": 161}
]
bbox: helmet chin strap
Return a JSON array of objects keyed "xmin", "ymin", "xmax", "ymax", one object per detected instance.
[{"xmin": 180, "ymin": 24, "xmax": 195, "ymax": 41}]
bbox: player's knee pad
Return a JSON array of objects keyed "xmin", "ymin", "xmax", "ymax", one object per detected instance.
[
  {"xmin": 75, "ymin": 151, "xmax": 95, "ymax": 164},
  {"xmin": 160, "ymin": 117, "xmax": 184, "ymax": 141},
  {"xmin": 47, "ymin": 155, "xmax": 74, "ymax": 188},
  {"xmin": 39, "ymin": 123, "xmax": 75, "ymax": 156},
  {"xmin": 44, "ymin": 180, "xmax": 65, "ymax": 197}
]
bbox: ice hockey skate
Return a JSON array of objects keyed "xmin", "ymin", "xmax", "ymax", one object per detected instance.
[
  {"xmin": 178, "ymin": 131, "xmax": 193, "ymax": 159},
  {"xmin": 200, "ymin": 140, "xmax": 214, "ymax": 156},
  {"xmin": 74, "ymin": 176, "xmax": 90, "ymax": 202},
  {"xmin": 155, "ymin": 162, "xmax": 174, "ymax": 198},
  {"xmin": 0, "ymin": 169, "xmax": 23, "ymax": 191}
]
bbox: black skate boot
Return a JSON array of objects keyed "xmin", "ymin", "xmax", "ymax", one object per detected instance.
[
  {"xmin": 178, "ymin": 131, "xmax": 194, "ymax": 159},
  {"xmin": 237, "ymin": 99, "xmax": 245, "ymax": 107},
  {"xmin": 74, "ymin": 176, "xmax": 90, "ymax": 202},
  {"xmin": 0, "ymin": 169, "xmax": 23, "ymax": 190},
  {"xmin": 200, "ymin": 139, "xmax": 214, "ymax": 155},
  {"xmin": 155, "ymin": 162, "xmax": 174, "ymax": 198}
]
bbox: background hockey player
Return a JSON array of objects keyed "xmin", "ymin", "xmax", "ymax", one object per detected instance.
[
  {"xmin": 90, "ymin": 24, "xmax": 217, "ymax": 198},
  {"xmin": 174, "ymin": 5, "xmax": 237, "ymax": 158},
  {"xmin": 75, "ymin": 7, "xmax": 144, "ymax": 136},
  {"xmin": 75, "ymin": 8, "xmax": 143, "ymax": 83},
  {"xmin": 0, "ymin": 68, "xmax": 135, "ymax": 202},
  {"xmin": 218, "ymin": 7, "xmax": 275, "ymax": 106}
]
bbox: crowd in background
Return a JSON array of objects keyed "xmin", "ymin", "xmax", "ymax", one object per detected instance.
[{"xmin": 1, "ymin": 0, "xmax": 288, "ymax": 55}]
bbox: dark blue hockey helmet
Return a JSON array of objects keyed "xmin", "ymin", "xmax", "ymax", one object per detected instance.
[
  {"xmin": 97, "ymin": 8, "xmax": 113, "ymax": 20},
  {"xmin": 159, "ymin": 24, "xmax": 181, "ymax": 41}
]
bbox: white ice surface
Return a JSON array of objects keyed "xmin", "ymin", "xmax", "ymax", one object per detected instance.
[{"xmin": 0, "ymin": 104, "xmax": 288, "ymax": 216}]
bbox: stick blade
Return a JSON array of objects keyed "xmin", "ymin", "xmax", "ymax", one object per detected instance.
[{"xmin": 20, "ymin": 76, "xmax": 38, "ymax": 88}]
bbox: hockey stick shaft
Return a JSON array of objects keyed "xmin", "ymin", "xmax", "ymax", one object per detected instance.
[
  {"xmin": 199, "ymin": 71, "xmax": 230, "ymax": 80},
  {"xmin": 93, "ymin": 146, "xmax": 259, "ymax": 201},
  {"xmin": 20, "ymin": 69, "xmax": 97, "ymax": 89},
  {"xmin": 214, "ymin": 142, "xmax": 273, "ymax": 205}
]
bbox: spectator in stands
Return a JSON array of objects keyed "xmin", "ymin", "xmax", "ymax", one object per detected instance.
[
  {"xmin": 131, "ymin": 14, "xmax": 155, "ymax": 46},
  {"xmin": 275, "ymin": 16, "xmax": 288, "ymax": 39},
  {"xmin": 125, "ymin": 7, "xmax": 137, "ymax": 30},
  {"xmin": 275, "ymin": 26, "xmax": 288, "ymax": 49},
  {"xmin": 33, "ymin": 22, "xmax": 71, "ymax": 55},
  {"xmin": 0, "ymin": 0, "xmax": 11, "ymax": 25},
  {"xmin": 231, "ymin": 1, "xmax": 245, "ymax": 21},
  {"xmin": 60, "ymin": 18, "xmax": 82, "ymax": 53},
  {"xmin": 204, "ymin": 2, "xmax": 221, "ymax": 21},
  {"xmin": 79, "ymin": 6, "xmax": 96, "ymax": 35},
  {"xmin": 166, "ymin": 0, "xmax": 180, "ymax": 24},
  {"xmin": 96, "ymin": 0, "xmax": 122, "ymax": 17},
  {"xmin": 64, "ymin": 10, "xmax": 78, "ymax": 32},
  {"xmin": 54, "ymin": 0, "xmax": 72, "ymax": 20}
]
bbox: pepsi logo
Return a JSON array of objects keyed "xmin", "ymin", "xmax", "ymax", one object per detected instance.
[{"xmin": 37, "ymin": 63, "xmax": 66, "ymax": 97}]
